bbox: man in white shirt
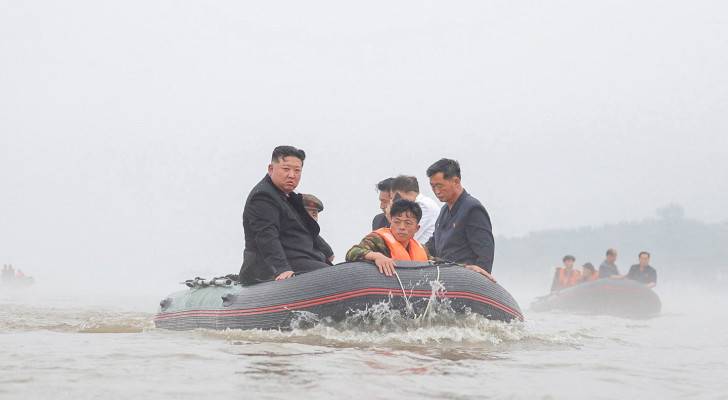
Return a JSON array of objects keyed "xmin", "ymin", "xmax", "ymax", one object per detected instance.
[{"xmin": 390, "ymin": 175, "xmax": 440, "ymax": 243}]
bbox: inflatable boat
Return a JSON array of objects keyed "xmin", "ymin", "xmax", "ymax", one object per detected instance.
[
  {"xmin": 0, "ymin": 276, "xmax": 34, "ymax": 290},
  {"xmin": 154, "ymin": 261, "xmax": 523, "ymax": 331},
  {"xmin": 530, "ymin": 278, "xmax": 661, "ymax": 318}
]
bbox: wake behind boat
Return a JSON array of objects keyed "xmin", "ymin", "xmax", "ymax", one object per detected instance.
[
  {"xmin": 531, "ymin": 278, "xmax": 661, "ymax": 318},
  {"xmin": 154, "ymin": 261, "xmax": 523, "ymax": 331}
]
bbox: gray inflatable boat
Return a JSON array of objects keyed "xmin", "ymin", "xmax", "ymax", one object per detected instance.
[
  {"xmin": 531, "ymin": 278, "xmax": 661, "ymax": 318},
  {"xmin": 154, "ymin": 261, "xmax": 523, "ymax": 331}
]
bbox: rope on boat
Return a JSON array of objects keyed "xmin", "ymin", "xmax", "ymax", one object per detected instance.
[
  {"xmin": 182, "ymin": 277, "xmax": 234, "ymax": 288},
  {"xmin": 418, "ymin": 265, "xmax": 441, "ymax": 321},
  {"xmin": 393, "ymin": 270, "xmax": 413, "ymax": 315},
  {"xmin": 393, "ymin": 265, "xmax": 442, "ymax": 320}
]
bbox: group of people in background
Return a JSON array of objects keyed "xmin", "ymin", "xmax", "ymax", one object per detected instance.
[
  {"xmin": 237, "ymin": 145, "xmax": 496, "ymax": 285},
  {"xmin": 550, "ymin": 248, "xmax": 658, "ymax": 292},
  {"xmin": 1, "ymin": 264, "xmax": 28, "ymax": 284}
]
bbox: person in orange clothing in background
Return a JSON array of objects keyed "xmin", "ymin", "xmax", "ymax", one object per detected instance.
[{"xmin": 550, "ymin": 255, "xmax": 582, "ymax": 292}]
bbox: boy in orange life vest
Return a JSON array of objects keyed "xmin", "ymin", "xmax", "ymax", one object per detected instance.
[
  {"xmin": 346, "ymin": 199, "xmax": 430, "ymax": 277},
  {"xmin": 550, "ymin": 255, "xmax": 582, "ymax": 292}
]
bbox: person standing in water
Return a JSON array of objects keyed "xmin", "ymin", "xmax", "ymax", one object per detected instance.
[
  {"xmin": 425, "ymin": 158, "xmax": 495, "ymax": 281},
  {"xmin": 1, "ymin": 265, "xmax": 11, "ymax": 282},
  {"xmin": 238, "ymin": 146, "xmax": 333, "ymax": 284}
]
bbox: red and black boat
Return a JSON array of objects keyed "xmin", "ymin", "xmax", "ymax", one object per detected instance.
[{"xmin": 154, "ymin": 261, "xmax": 523, "ymax": 331}]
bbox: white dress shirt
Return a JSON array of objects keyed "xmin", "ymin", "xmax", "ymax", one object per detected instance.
[{"xmin": 415, "ymin": 193, "xmax": 440, "ymax": 244}]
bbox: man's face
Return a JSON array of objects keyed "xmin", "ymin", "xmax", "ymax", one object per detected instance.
[
  {"xmin": 639, "ymin": 254, "xmax": 650, "ymax": 267},
  {"xmin": 379, "ymin": 191, "xmax": 392, "ymax": 212},
  {"xmin": 268, "ymin": 156, "xmax": 303, "ymax": 194},
  {"xmin": 564, "ymin": 259, "xmax": 575, "ymax": 268},
  {"xmin": 607, "ymin": 253, "xmax": 617, "ymax": 263},
  {"xmin": 305, "ymin": 208, "xmax": 319, "ymax": 221},
  {"xmin": 390, "ymin": 211, "xmax": 420, "ymax": 244},
  {"xmin": 429, "ymin": 173, "xmax": 460, "ymax": 203},
  {"xmin": 583, "ymin": 268, "xmax": 595, "ymax": 279}
]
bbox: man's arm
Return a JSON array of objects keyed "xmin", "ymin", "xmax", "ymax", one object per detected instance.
[
  {"xmin": 315, "ymin": 236, "xmax": 335, "ymax": 264},
  {"xmin": 465, "ymin": 208, "xmax": 495, "ymax": 273},
  {"xmin": 425, "ymin": 236, "xmax": 436, "ymax": 257},
  {"xmin": 647, "ymin": 269, "xmax": 657, "ymax": 288},
  {"xmin": 625, "ymin": 265, "xmax": 636, "ymax": 280},
  {"xmin": 346, "ymin": 234, "xmax": 385, "ymax": 262},
  {"xmin": 345, "ymin": 234, "xmax": 396, "ymax": 276},
  {"xmin": 247, "ymin": 196, "xmax": 292, "ymax": 276}
]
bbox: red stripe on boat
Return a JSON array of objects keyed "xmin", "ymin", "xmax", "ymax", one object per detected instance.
[{"xmin": 154, "ymin": 288, "xmax": 523, "ymax": 321}]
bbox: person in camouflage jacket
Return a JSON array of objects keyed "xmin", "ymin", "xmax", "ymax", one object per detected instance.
[
  {"xmin": 346, "ymin": 199, "xmax": 495, "ymax": 281},
  {"xmin": 346, "ymin": 231, "xmax": 433, "ymax": 262}
]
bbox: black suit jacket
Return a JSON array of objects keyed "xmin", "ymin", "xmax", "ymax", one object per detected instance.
[
  {"xmin": 425, "ymin": 190, "xmax": 495, "ymax": 272},
  {"xmin": 239, "ymin": 175, "xmax": 331, "ymax": 284},
  {"xmin": 371, "ymin": 212, "xmax": 389, "ymax": 230}
]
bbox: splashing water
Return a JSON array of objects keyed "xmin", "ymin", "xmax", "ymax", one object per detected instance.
[{"xmin": 205, "ymin": 279, "xmax": 570, "ymax": 350}]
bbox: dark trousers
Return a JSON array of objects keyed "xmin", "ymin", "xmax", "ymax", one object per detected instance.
[
  {"xmin": 239, "ymin": 253, "xmax": 329, "ymax": 285},
  {"xmin": 290, "ymin": 258, "xmax": 330, "ymax": 274}
]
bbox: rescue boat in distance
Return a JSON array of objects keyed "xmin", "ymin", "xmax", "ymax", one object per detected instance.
[{"xmin": 530, "ymin": 279, "xmax": 661, "ymax": 318}]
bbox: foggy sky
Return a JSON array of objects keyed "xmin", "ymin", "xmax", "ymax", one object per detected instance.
[{"xmin": 2, "ymin": 1, "xmax": 727, "ymax": 285}]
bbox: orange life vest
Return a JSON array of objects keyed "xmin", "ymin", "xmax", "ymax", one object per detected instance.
[
  {"xmin": 373, "ymin": 228, "xmax": 428, "ymax": 261},
  {"xmin": 557, "ymin": 267, "xmax": 582, "ymax": 288},
  {"xmin": 582, "ymin": 273, "xmax": 598, "ymax": 283}
]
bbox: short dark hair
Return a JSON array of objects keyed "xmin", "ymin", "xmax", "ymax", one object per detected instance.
[
  {"xmin": 563, "ymin": 255, "xmax": 575, "ymax": 262},
  {"xmin": 639, "ymin": 251, "xmax": 651, "ymax": 258},
  {"xmin": 376, "ymin": 177, "xmax": 395, "ymax": 192},
  {"xmin": 582, "ymin": 262, "xmax": 595, "ymax": 272},
  {"xmin": 606, "ymin": 248, "xmax": 617, "ymax": 257},
  {"xmin": 390, "ymin": 175, "xmax": 420, "ymax": 194},
  {"xmin": 389, "ymin": 199, "xmax": 422, "ymax": 223},
  {"xmin": 426, "ymin": 158, "xmax": 461, "ymax": 179},
  {"xmin": 271, "ymin": 145, "xmax": 306, "ymax": 164}
]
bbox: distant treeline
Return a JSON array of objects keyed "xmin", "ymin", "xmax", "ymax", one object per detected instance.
[{"xmin": 495, "ymin": 205, "xmax": 727, "ymax": 284}]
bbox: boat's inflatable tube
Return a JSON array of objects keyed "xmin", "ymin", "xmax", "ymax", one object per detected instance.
[
  {"xmin": 0, "ymin": 277, "xmax": 34, "ymax": 289},
  {"xmin": 154, "ymin": 261, "xmax": 523, "ymax": 330},
  {"xmin": 530, "ymin": 279, "xmax": 661, "ymax": 318}
]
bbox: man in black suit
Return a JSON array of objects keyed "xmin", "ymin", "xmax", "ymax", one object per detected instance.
[
  {"xmin": 239, "ymin": 146, "xmax": 333, "ymax": 285},
  {"xmin": 425, "ymin": 158, "xmax": 495, "ymax": 282}
]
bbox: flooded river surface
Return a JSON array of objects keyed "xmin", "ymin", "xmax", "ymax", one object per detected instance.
[{"xmin": 1, "ymin": 282, "xmax": 727, "ymax": 400}]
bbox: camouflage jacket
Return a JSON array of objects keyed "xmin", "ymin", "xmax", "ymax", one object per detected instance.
[{"xmin": 345, "ymin": 232, "xmax": 433, "ymax": 262}]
